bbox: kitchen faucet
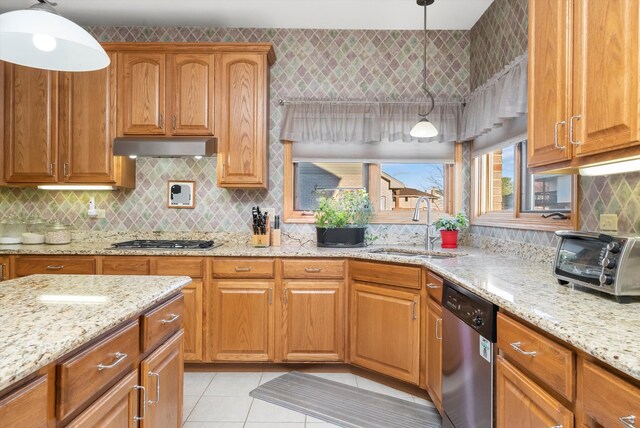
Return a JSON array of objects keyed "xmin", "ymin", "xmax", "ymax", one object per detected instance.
[{"xmin": 412, "ymin": 196, "xmax": 438, "ymax": 251}]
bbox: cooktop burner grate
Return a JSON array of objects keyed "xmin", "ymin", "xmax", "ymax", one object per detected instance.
[{"xmin": 111, "ymin": 239, "xmax": 219, "ymax": 250}]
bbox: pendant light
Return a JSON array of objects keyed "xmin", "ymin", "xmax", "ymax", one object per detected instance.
[
  {"xmin": 0, "ymin": 0, "xmax": 110, "ymax": 72},
  {"xmin": 410, "ymin": 0, "xmax": 439, "ymax": 139}
]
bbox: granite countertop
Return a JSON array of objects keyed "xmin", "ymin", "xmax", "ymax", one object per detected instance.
[
  {"xmin": 1, "ymin": 242, "xmax": 639, "ymax": 383},
  {"xmin": 0, "ymin": 274, "xmax": 191, "ymax": 392}
]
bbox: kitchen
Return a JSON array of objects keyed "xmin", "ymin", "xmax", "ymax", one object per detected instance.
[{"xmin": 0, "ymin": 0, "xmax": 640, "ymax": 426}]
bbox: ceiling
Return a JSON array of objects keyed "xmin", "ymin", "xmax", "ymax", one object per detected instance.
[{"xmin": 0, "ymin": 0, "xmax": 494, "ymax": 30}]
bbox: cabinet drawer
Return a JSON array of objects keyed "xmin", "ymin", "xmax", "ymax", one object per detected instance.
[
  {"xmin": 15, "ymin": 256, "xmax": 96, "ymax": 277},
  {"xmin": 350, "ymin": 260, "xmax": 421, "ymax": 290},
  {"xmin": 497, "ymin": 313, "xmax": 574, "ymax": 401},
  {"xmin": 155, "ymin": 257, "xmax": 204, "ymax": 278},
  {"xmin": 426, "ymin": 271, "xmax": 443, "ymax": 304},
  {"xmin": 212, "ymin": 258, "xmax": 275, "ymax": 278},
  {"xmin": 282, "ymin": 259, "xmax": 345, "ymax": 279},
  {"xmin": 141, "ymin": 294, "xmax": 184, "ymax": 353},
  {"xmin": 0, "ymin": 375, "xmax": 48, "ymax": 427},
  {"xmin": 102, "ymin": 256, "xmax": 150, "ymax": 275},
  {"xmin": 58, "ymin": 321, "xmax": 140, "ymax": 421},
  {"xmin": 581, "ymin": 359, "xmax": 640, "ymax": 427}
]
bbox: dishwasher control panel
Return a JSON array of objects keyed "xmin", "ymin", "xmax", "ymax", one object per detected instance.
[{"xmin": 443, "ymin": 281, "xmax": 497, "ymax": 342}]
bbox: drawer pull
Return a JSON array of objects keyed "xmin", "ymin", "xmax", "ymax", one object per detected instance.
[
  {"xmin": 160, "ymin": 313, "xmax": 180, "ymax": 324},
  {"xmin": 304, "ymin": 268, "xmax": 322, "ymax": 273},
  {"xmin": 427, "ymin": 283, "xmax": 441, "ymax": 289},
  {"xmin": 46, "ymin": 265, "xmax": 64, "ymax": 270},
  {"xmin": 619, "ymin": 415, "xmax": 636, "ymax": 428},
  {"xmin": 435, "ymin": 318, "xmax": 442, "ymax": 340},
  {"xmin": 235, "ymin": 267, "xmax": 252, "ymax": 272},
  {"xmin": 554, "ymin": 121, "xmax": 567, "ymax": 150},
  {"xmin": 411, "ymin": 301, "xmax": 417, "ymax": 320},
  {"xmin": 97, "ymin": 352, "xmax": 128, "ymax": 371},
  {"xmin": 133, "ymin": 385, "xmax": 146, "ymax": 421},
  {"xmin": 510, "ymin": 342, "xmax": 537, "ymax": 357},
  {"xmin": 148, "ymin": 371, "xmax": 160, "ymax": 405},
  {"xmin": 569, "ymin": 114, "xmax": 582, "ymax": 145},
  {"xmin": 550, "ymin": 425, "xmax": 563, "ymax": 428}
]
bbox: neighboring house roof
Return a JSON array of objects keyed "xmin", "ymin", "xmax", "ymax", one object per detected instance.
[
  {"xmin": 381, "ymin": 171, "xmax": 406, "ymax": 190},
  {"xmin": 394, "ymin": 187, "xmax": 438, "ymax": 198}
]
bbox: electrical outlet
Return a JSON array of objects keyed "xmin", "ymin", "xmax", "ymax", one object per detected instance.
[
  {"xmin": 263, "ymin": 207, "xmax": 276, "ymax": 222},
  {"xmin": 600, "ymin": 214, "xmax": 618, "ymax": 231},
  {"xmin": 89, "ymin": 209, "xmax": 106, "ymax": 219}
]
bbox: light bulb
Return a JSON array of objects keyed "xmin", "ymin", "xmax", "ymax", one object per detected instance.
[
  {"xmin": 129, "ymin": 155, "xmax": 138, "ymax": 159},
  {"xmin": 32, "ymin": 33, "xmax": 57, "ymax": 52},
  {"xmin": 194, "ymin": 156, "xmax": 203, "ymax": 160},
  {"xmin": 410, "ymin": 118, "xmax": 439, "ymax": 138}
]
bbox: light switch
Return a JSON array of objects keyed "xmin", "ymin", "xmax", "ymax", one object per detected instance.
[{"xmin": 600, "ymin": 214, "xmax": 618, "ymax": 231}]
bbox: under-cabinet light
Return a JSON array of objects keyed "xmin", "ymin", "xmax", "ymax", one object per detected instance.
[
  {"xmin": 37, "ymin": 185, "xmax": 115, "ymax": 191},
  {"xmin": 579, "ymin": 158, "xmax": 640, "ymax": 176}
]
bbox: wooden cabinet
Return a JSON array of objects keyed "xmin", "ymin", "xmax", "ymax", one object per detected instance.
[
  {"xmin": 350, "ymin": 281, "xmax": 420, "ymax": 384},
  {"xmin": 280, "ymin": 280, "xmax": 344, "ymax": 362},
  {"xmin": 140, "ymin": 331, "xmax": 183, "ymax": 428},
  {"xmin": 528, "ymin": 0, "xmax": 640, "ymax": 170},
  {"xmin": 0, "ymin": 255, "xmax": 10, "ymax": 281},
  {"xmin": 118, "ymin": 51, "xmax": 214, "ymax": 136},
  {"xmin": 351, "ymin": 260, "xmax": 421, "ymax": 290},
  {"xmin": 212, "ymin": 257, "xmax": 275, "ymax": 279},
  {"xmin": 496, "ymin": 356, "xmax": 573, "ymax": 428},
  {"xmin": 0, "ymin": 375, "xmax": 48, "ymax": 428},
  {"xmin": 141, "ymin": 294, "xmax": 184, "ymax": 353},
  {"xmin": 217, "ymin": 52, "xmax": 269, "ymax": 189},
  {"xmin": 14, "ymin": 255, "xmax": 96, "ymax": 276},
  {"xmin": 102, "ymin": 256, "xmax": 151, "ymax": 275},
  {"xmin": 208, "ymin": 280, "xmax": 274, "ymax": 361},
  {"xmin": 426, "ymin": 298, "xmax": 442, "ymax": 409}
]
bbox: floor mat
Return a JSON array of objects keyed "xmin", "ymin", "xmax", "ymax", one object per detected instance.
[{"xmin": 249, "ymin": 371, "xmax": 442, "ymax": 428}]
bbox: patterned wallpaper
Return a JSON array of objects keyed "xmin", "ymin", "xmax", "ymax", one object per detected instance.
[
  {"xmin": 0, "ymin": 27, "xmax": 470, "ymax": 236},
  {"xmin": 469, "ymin": 0, "xmax": 528, "ymax": 91}
]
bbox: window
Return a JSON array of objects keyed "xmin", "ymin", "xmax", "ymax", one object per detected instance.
[
  {"xmin": 472, "ymin": 140, "xmax": 577, "ymax": 230},
  {"xmin": 294, "ymin": 162, "xmax": 368, "ymax": 211}
]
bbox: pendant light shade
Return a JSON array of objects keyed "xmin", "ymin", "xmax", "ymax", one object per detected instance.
[
  {"xmin": 0, "ymin": 1, "xmax": 109, "ymax": 72},
  {"xmin": 412, "ymin": 0, "xmax": 438, "ymax": 139},
  {"xmin": 410, "ymin": 117, "xmax": 439, "ymax": 138}
]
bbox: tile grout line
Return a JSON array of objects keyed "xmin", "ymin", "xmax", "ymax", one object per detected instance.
[{"xmin": 183, "ymin": 372, "xmax": 217, "ymax": 424}]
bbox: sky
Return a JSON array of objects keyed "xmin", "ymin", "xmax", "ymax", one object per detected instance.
[{"xmin": 381, "ymin": 163, "xmax": 444, "ymax": 191}]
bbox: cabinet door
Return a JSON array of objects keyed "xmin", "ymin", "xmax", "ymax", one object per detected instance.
[
  {"xmin": 119, "ymin": 53, "xmax": 166, "ymax": 135},
  {"xmin": 209, "ymin": 280, "xmax": 274, "ymax": 361},
  {"xmin": 0, "ymin": 255, "xmax": 10, "ymax": 281},
  {"xmin": 4, "ymin": 63, "xmax": 58, "ymax": 183},
  {"xmin": 572, "ymin": 0, "xmax": 640, "ymax": 156},
  {"xmin": 527, "ymin": 0, "xmax": 572, "ymax": 167},
  {"xmin": 67, "ymin": 370, "xmax": 140, "ymax": 428},
  {"xmin": 496, "ymin": 356, "xmax": 573, "ymax": 428},
  {"xmin": 426, "ymin": 298, "xmax": 442, "ymax": 408},
  {"xmin": 59, "ymin": 52, "xmax": 116, "ymax": 183},
  {"xmin": 350, "ymin": 282, "xmax": 420, "ymax": 384},
  {"xmin": 0, "ymin": 375, "xmax": 48, "ymax": 428},
  {"xmin": 280, "ymin": 280, "xmax": 344, "ymax": 362},
  {"xmin": 217, "ymin": 53, "xmax": 268, "ymax": 189},
  {"xmin": 140, "ymin": 331, "xmax": 183, "ymax": 428},
  {"xmin": 182, "ymin": 279, "xmax": 203, "ymax": 362},
  {"xmin": 170, "ymin": 53, "xmax": 215, "ymax": 136}
]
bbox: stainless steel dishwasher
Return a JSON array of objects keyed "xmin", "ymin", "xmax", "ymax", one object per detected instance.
[{"xmin": 442, "ymin": 280, "xmax": 498, "ymax": 428}]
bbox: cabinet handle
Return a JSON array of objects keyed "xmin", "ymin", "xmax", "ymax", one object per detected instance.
[
  {"xmin": 411, "ymin": 301, "xmax": 417, "ymax": 320},
  {"xmin": 221, "ymin": 163, "xmax": 225, "ymax": 178},
  {"xmin": 172, "ymin": 114, "xmax": 177, "ymax": 130},
  {"xmin": 148, "ymin": 371, "xmax": 160, "ymax": 405},
  {"xmin": 550, "ymin": 426, "xmax": 563, "ymax": 428},
  {"xmin": 97, "ymin": 352, "xmax": 127, "ymax": 371},
  {"xmin": 619, "ymin": 415, "xmax": 636, "ymax": 428},
  {"xmin": 435, "ymin": 318, "xmax": 442, "ymax": 340},
  {"xmin": 235, "ymin": 266, "xmax": 252, "ymax": 272},
  {"xmin": 63, "ymin": 162, "xmax": 69, "ymax": 177},
  {"xmin": 426, "ymin": 283, "xmax": 441, "ymax": 289},
  {"xmin": 569, "ymin": 114, "xmax": 582, "ymax": 145},
  {"xmin": 46, "ymin": 265, "xmax": 64, "ymax": 270},
  {"xmin": 510, "ymin": 341, "xmax": 537, "ymax": 356},
  {"xmin": 160, "ymin": 313, "xmax": 180, "ymax": 324},
  {"xmin": 133, "ymin": 385, "xmax": 146, "ymax": 421},
  {"xmin": 554, "ymin": 121, "xmax": 567, "ymax": 150},
  {"xmin": 283, "ymin": 288, "xmax": 288, "ymax": 305},
  {"xmin": 50, "ymin": 162, "xmax": 55, "ymax": 176},
  {"xmin": 159, "ymin": 113, "xmax": 163, "ymax": 128},
  {"xmin": 268, "ymin": 288, "xmax": 273, "ymax": 305},
  {"xmin": 0, "ymin": 264, "xmax": 4, "ymax": 281},
  {"xmin": 304, "ymin": 268, "xmax": 322, "ymax": 273}
]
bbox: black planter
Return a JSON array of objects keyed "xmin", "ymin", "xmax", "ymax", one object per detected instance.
[{"xmin": 316, "ymin": 227, "xmax": 366, "ymax": 248}]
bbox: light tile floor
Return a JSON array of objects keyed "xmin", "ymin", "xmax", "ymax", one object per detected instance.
[{"xmin": 183, "ymin": 370, "xmax": 434, "ymax": 427}]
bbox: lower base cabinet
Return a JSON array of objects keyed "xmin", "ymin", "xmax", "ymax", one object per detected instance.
[
  {"xmin": 426, "ymin": 298, "xmax": 442, "ymax": 409},
  {"xmin": 496, "ymin": 356, "xmax": 573, "ymax": 428},
  {"xmin": 0, "ymin": 375, "xmax": 48, "ymax": 428},
  {"xmin": 181, "ymin": 279, "xmax": 203, "ymax": 361}
]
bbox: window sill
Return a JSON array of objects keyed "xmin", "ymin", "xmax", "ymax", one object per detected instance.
[{"xmin": 471, "ymin": 215, "xmax": 577, "ymax": 232}]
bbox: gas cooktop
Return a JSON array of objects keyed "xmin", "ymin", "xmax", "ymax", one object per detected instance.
[{"xmin": 111, "ymin": 239, "xmax": 221, "ymax": 250}]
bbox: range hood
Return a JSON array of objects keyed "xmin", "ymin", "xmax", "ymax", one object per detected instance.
[{"xmin": 113, "ymin": 137, "xmax": 217, "ymax": 158}]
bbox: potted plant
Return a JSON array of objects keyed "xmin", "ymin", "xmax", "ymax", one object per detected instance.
[
  {"xmin": 315, "ymin": 189, "xmax": 373, "ymax": 247},
  {"xmin": 433, "ymin": 211, "xmax": 469, "ymax": 249}
]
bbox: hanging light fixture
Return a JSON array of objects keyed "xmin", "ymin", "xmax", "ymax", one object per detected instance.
[
  {"xmin": 410, "ymin": 0, "xmax": 439, "ymax": 139},
  {"xmin": 0, "ymin": 0, "xmax": 110, "ymax": 72}
]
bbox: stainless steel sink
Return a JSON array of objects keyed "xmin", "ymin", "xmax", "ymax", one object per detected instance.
[{"xmin": 368, "ymin": 249, "xmax": 459, "ymax": 259}]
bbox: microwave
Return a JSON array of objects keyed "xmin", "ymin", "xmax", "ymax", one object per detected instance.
[{"xmin": 554, "ymin": 231, "xmax": 640, "ymax": 303}]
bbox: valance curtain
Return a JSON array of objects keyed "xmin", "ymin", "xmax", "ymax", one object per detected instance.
[
  {"xmin": 279, "ymin": 100, "xmax": 463, "ymax": 145},
  {"xmin": 461, "ymin": 53, "xmax": 528, "ymax": 156}
]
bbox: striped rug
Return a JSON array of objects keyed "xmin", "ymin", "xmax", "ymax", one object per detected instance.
[{"xmin": 249, "ymin": 372, "xmax": 442, "ymax": 428}]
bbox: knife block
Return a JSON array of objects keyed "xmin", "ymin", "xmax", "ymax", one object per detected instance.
[{"xmin": 251, "ymin": 220, "xmax": 270, "ymax": 247}]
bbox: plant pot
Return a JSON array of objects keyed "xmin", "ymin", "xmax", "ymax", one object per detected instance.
[
  {"xmin": 440, "ymin": 230, "xmax": 459, "ymax": 248},
  {"xmin": 316, "ymin": 227, "xmax": 366, "ymax": 248}
]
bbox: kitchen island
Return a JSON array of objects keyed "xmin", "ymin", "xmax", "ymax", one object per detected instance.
[{"xmin": 0, "ymin": 274, "xmax": 190, "ymax": 426}]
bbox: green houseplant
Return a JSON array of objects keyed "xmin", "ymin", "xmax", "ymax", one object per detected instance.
[
  {"xmin": 315, "ymin": 189, "xmax": 373, "ymax": 247},
  {"xmin": 433, "ymin": 211, "xmax": 469, "ymax": 248}
]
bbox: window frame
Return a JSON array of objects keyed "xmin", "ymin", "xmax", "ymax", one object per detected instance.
[
  {"xmin": 470, "ymin": 141, "xmax": 579, "ymax": 231},
  {"xmin": 283, "ymin": 140, "xmax": 463, "ymax": 224}
]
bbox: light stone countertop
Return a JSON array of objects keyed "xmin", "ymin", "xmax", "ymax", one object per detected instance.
[
  {"xmin": 1, "ymin": 242, "xmax": 639, "ymax": 383},
  {"xmin": 0, "ymin": 274, "xmax": 191, "ymax": 393}
]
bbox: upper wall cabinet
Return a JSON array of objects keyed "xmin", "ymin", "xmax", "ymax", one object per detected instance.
[
  {"xmin": 118, "ymin": 52, "xmax": 215, "ymax": 136},
  {"xmin": 528, "ymin": 0, "xmax": 640, "ymax": 171},
  {"xmin": 3, "ymin": 57, "xmax": 135, "ymax": 187}
]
